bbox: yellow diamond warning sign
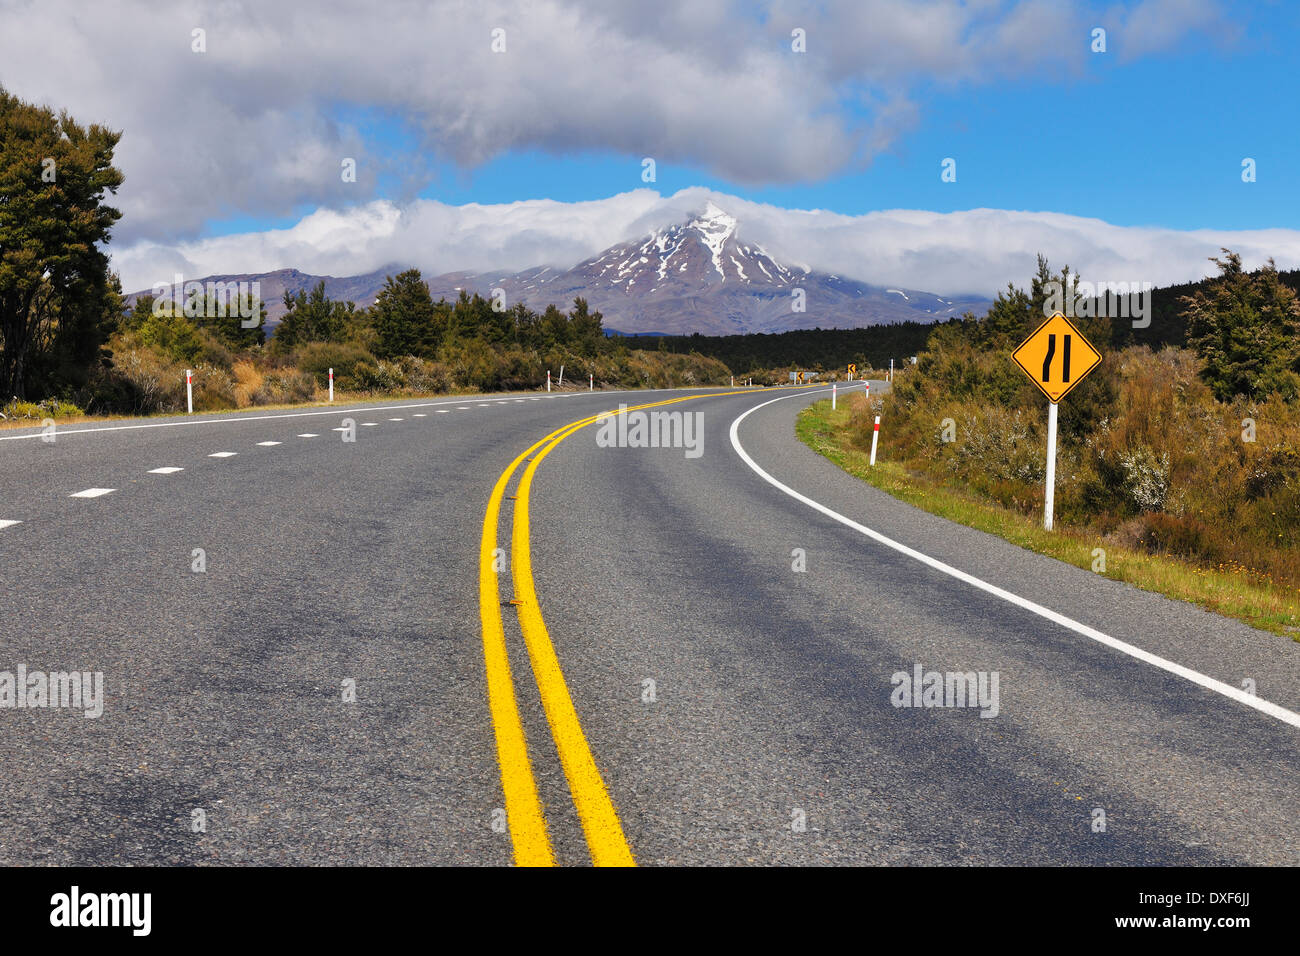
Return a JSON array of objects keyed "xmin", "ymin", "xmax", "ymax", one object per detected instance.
[{"xmin": 1011, "ymin": 312, "xmax": 1101, "ymax": 403}]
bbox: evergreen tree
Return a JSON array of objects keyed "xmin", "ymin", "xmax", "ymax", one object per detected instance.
[
  {"xmin": 372, "ymin": 269, "xmax": 438, "ymax": 358},
  {"xmin": 0, "ymin": 87, "xmax": 124, "ymax": 398},
  {"xmin": 274, "ymin": 282, "xmax": 356, "ymax": 349},
  {"xmin": 1183, "ymin": 250, "xmax": 1300, "ymax": 401}
]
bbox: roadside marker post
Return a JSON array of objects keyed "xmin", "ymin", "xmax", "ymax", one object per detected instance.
[
  {"xmin": 832, "ymin": 383, "xmax": 837, "ymax": 410},
  {"xmin": 590, "ymin": 374, "xmax": 594, "ymax": 391},
  {"xmin": 186, "ymin": 369, "xmax": 193, "ymax": 414},
  {"xmin": 1011, "ymin": 312, "xmax": 1102, "ymax": 531},
  {"xmin": 889, "ymin": 358, "xmax": 894, "ymax": 382},
  {"xmin": 328, "ymin": 367, "xmax": 334, "ymax": 403},
  {"xmin": 547, "ymin": 370, "xmax": 551, "ymax": 392},
  {"xmin": 558, "ymin": 365, "xmax": 565, "ymax": 387},
  {"xmin": 870, "ymin": 416, "xmax": 880, "ymax": 466}
]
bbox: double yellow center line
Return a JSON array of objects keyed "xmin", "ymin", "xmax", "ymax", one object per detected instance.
[{"xmin": 477, "ymin": 387, "xmax": 814, "ymax": 865}]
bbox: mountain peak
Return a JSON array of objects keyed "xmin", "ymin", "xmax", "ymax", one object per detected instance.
[
  {"xmin": 691, "ymin": 200, "xmax": 736, "ymax": 227},
  {"xmin": 680, "ymin": 202, "xmax": 738, "ymax": 280}
]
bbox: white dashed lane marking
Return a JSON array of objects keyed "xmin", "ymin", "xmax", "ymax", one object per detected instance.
[
  {"xmin": 256, "ymin": 441, "xmax": 282, "ymax": 446},
  {"xmin": 413, "ymin": 414, "xmax": 427, "ymax": 417},
  {"xmin": 361, "ymin": 423, "xmax": 378, "ymax": 427},
  {"xmin": 209, "ymin": 452, "xmax": 237, "ymax": 458},
  {"xmin": 436, "ymin": 410, "xmax": 450, "ymax": 414},
  {"xmin": 388, "ymin": 417, "xmax": 404, "ymax": 421},
  {"xmin": 70, "ymin": 488, "xmax": 115, "ymax": 498},
  {"xmin": 298, "ymin": 433, "xmax": 319, "ymax": 438},
  {"xmin": 147, "ymin": 467, "xmax": 184, "ymax": 474},
  {"xmin": 0, "ymin": 520, "xmax": 21, "ymax": 530}
]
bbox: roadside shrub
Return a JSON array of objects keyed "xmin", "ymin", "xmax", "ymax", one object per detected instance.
[
  {"xmin": 400, "ymin": 357, "xmax": 453, "ymax": 393},
  {"xmin": 295, "ymin": 341, "xmax": 374, "ymax": 388},
  {"xmin": 251, "ymin": 369, "xmax": 316, "ymax": 405},
  {"xmin": 0, "ymin": 398, "xmax": 85, "ymax": 420},
  {"xmin": 348, "ymin": 359, "xmax": 407, "ymax": 393},
  {"xmin": 191, "ymin": 365, "xmax": 237, "ymax": 411},
  {"xmin": 138, "ymin": 310, "xmax": 204, "ymax": 364}
]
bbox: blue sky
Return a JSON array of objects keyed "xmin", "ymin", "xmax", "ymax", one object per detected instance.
[{"xmin": 194, "ymin": 5, "xmax": 1298, "ymax": 239}]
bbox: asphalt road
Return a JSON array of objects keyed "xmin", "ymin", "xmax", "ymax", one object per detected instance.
[{"xmin": 1, "ymin": 383, "xmax": 1297, "ymax": 866}]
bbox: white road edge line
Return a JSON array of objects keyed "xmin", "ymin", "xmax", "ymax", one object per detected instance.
[{"xmin": 728, "ymin": 385, "xmax": 1300, "ymax": 732}]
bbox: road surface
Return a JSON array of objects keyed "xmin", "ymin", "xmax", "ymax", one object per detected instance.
[{"xmin": 1, "ymin": 384, "xmax": 1297, "ymax": 865}]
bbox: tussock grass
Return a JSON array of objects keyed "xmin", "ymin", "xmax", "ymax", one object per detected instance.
[{"xmin": 798, "ymin": 395, "xmax": 1300, "ymax": 639}]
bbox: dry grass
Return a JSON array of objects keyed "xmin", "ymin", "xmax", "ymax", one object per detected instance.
[
  {"xmin": 800, "ymin": 390, "xmax": 1300, "ymax": 638},
  {"xmin": 231, "ymin": 361, "xmax": 263, "ymax": 407}
]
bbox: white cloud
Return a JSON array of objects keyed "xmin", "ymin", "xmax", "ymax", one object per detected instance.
[
  {"xmin": 0, "ymin": 0, "xmax": 1226, "ymax": 242},
  {"xmin": 112, "ymin": 187, "xmax": 1300, "ymax": 298}
]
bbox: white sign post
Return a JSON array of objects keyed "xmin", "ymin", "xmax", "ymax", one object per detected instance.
[
  {"xmin": 185, "ymin": 369, "xmax": 193, "ymax": 414},
  {"xmin": 1044, "ymin": 401, "xmax": 1058, "ymax": 531},
  {"xmin": 328, "ymin": 368, "xmax": 334, "ymax": 403}
]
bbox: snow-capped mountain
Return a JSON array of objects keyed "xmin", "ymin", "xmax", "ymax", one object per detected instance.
[
  {"xmin": 583, "ymin": 201, "xmax": 800, "ymax": 293},
  {"xmin": 426, "ymin": 202, "xmax": 990, "ymax": 335},
  {"xmin": 129, "ymin": 203, "xmax": 991, "ymax": 335}
]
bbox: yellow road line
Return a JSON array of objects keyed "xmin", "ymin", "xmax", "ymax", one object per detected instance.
[
  {"xmin": 480, "ymin": 386, "xmax": 816, "ymax": 865},
  {"xmin": 479, "ymin": 421, "xmax": 600, "ymax": 867},
  {"xmin": 506, "ymin": 392, "xmax": 751, "ymax": 866},
  {"xmin": 512, "ymin": 417, "xmax": 636, "ymax": 866}
]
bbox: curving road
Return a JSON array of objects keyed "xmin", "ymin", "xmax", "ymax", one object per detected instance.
[{"xmin": 1, "ymin": 383, "xmax": 1297, "ymax": 866}]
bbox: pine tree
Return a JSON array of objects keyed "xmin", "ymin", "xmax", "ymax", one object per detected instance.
[
  {"xmin": 1183, "ymin": 250, "xmax": 1300, "ymax": 401},
  {"xmin": 372, "ymin": 269, "xmax": 439, "ymax": 358}
]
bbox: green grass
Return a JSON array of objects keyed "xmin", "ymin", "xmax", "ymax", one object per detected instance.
[{"xmin": 797, "ymin": 398, "xmax": 1300, "ymax": 640}]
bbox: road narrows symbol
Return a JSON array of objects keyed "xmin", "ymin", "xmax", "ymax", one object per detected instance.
[{"xmin": 1012, "ymin": 314, "xmax": 1099, "ymax": 404}]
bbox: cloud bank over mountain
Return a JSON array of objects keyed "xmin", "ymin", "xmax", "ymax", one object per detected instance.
[{"xmin": 112, "ymin": 188, "xmax": 1300, "ymax": 299}]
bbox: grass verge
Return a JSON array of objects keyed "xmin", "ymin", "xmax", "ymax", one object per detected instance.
[{"xmin": 797, "ymin": 398, "xmax": 1300, "ymax": 640}]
